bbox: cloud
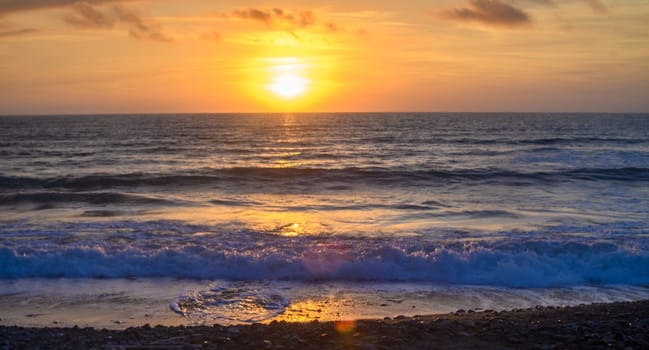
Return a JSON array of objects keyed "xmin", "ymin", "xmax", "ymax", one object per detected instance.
[
  {"xmin": 0, "ymin": 28, "xmax": 38, "ymax": 38},
  {"xmin": 62, "ymin": 2, "xmax": 115, "ymax": 28},
  {"xmin": 218, "ymin": 7, "xmax": 356, "ymax": 36},
  {"xmin": 113, "ymin": 6, "xmax": 171, "ymax": 41},
  {"xmin": 525, "ymin": 0, "xmax": 556, "ymax": 6},
  {"xmin": 440, "ymin": 0, "xmax": 531, "ymax": 27},
  {"xmin": 62, "ymin": 3, "xmax": 172, "ymax": 42},
  {"xmin": 0, "ymin": 0, "xmax": 170, "ymax": 42},
  {"xmin": 581, "ymin": 0, "xmax": 607, "ymax": 13},
  {"xmin": 227, "ymin": 8, "xmax": 317, "ymax": 29},
  {"xmin": 0, "ymin": 0, "xmax": 126, "ymax": 15},
  {"xmin": 524, "ymin": 0, "xmax": 607, "ymax": 13},
  {"xmin": 0, "ymin": 20, "xmax": 37, "ymax": 38},
  {"xmin": 324, "ymin": 22, "xmax": 340, "ymax": 33}
]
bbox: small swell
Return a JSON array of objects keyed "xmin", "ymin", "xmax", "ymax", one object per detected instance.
[
  {"xmin": 452, "ymin": 137, "xmax": 648, "ymax": 146},
  {"xmin": 1, "ymin": 167, "xmax": 649, "ymax": 191},
  {"xmin": 0, "ymin": 192, "xmax": 176, "ymax": 206}
]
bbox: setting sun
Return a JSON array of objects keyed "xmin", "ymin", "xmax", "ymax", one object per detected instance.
[
  {"xmin": 267, "ymin": 74, "xmax": 310, "ymax": 99},
  {"xmin": 265, "ymin": 57, "xmax": 311, "ymax": 100}
]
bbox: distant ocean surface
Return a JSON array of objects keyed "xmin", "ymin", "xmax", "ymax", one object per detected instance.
[{"xmin": 2, "ymin": 113, "xmax": 649, "ymax": 325}]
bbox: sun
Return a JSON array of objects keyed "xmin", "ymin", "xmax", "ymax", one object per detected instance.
[
  {"xmin": 267, "ymin": 74, "xmax": 310, "ymax": 99},
  {"xmin": 265, "ymin": 58, "xmax": 311, "ymax": 100}
]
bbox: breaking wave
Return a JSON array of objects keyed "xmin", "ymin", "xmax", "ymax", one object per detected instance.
[{"xmin": 2, "ymin": 221, "xmax": 648, "ymax": 288}]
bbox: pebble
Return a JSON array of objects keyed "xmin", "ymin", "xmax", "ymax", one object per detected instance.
[{"xmin": 2, "ymin": 301, "xmax": 648, "ymax": 349}]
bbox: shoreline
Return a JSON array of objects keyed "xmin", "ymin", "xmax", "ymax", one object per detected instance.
[{"xmin": 2, "ymin": 300, "xmax": 648, "ymax": 349}]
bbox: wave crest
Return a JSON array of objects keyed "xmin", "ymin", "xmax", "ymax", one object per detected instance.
[{"xmin": 2, "ymin": 222, "xmax": 648, "ymax": 287}]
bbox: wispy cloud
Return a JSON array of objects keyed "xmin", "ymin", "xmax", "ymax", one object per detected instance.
[
  {"xmin": 62, "ymin": 3, "xmax": 172, "ymax": 42},
  {"xmin": 0, "ymin": 0, "xmax": 127, "ymax": 15},
  {"xmin": 582, "ymin": 0, "xmax": 607, "ymax": 13},
  {"xmin": 525, "ymin": 0, "xmax": 556, "ymax": 6},
  {"xmin": 0, "ymin": 0, "xmax": 169, "ymax": 42},
  {"xmin": 324, "ymin": 22, "xmax": 340, "ymax": 33},
  {"xmin": 440, "ymin": 0, "xmax": 531, "ymax": 28},
  {"xmin": 0, "ymin": 28, "xmax": 38, "ymax": 38},
  {"xmin": 223, "ymin": 8, "xmax": 318, "ymax": 29},
  {"xmin": 113, "ymin": 6, "xmax": 171, "ymax": 41},
  {"xmin": 62, "ymin": 2, "xmax": 114, "ymax": 28},
  {"xmin": 218, "ymin": 7, "xmax": 358, "ymax": 35},
  {"xmin": 524, "ymin": 0, "xmax": 607, "ymax": 13}
]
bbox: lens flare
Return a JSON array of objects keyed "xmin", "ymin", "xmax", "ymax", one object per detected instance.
[{"xmin": 334, "ymin": 320, "xmax": 357, "ymax": 335}]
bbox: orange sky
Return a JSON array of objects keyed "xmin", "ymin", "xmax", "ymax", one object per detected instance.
[{"xmin": 0, "ymin": 0, "xmax": 647, "ymax": 114}]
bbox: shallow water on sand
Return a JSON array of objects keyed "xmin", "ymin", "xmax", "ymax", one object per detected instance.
[{"xmin": 2, "ymin": 279, "xmax": 649, "ymax": 328}]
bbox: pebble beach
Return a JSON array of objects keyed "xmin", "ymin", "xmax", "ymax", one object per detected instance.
[{"xmin": 3, "ymin": 300, "xmax": 648, "ymax": 349}]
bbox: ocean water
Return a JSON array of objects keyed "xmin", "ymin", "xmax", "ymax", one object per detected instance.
[{"xmin": 1, "ymin": 113, "xmax": 649, "ymax": 327}]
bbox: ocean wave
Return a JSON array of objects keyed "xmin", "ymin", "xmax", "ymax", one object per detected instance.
[
  {"xmin": 2, "ymin": 223, "xmax": 648, "ymax": 287},
  {"xmin": 0, "ymin": 192, "xmax": 179, "ymax": 207},
  {"xmin": 1, "ymin": 167, "xmax": 648, "ymax": 191},
  {"xmin": 449, "ymin": 136, "xmax": 648, "ymax": 146}
]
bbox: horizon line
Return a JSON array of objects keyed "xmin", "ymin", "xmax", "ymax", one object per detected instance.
[{"xmin": 1, "ymin": 111, "xmax": 648, "ymax": 117}]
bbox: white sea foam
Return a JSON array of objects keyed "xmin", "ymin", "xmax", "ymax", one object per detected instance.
[
  {"xmin": 2, "ymin": 221, "xmax": 648, "ymax": 288},
  {"xmin": 170, "ymin": 282, "xmax": 290, "ymax": 323}
]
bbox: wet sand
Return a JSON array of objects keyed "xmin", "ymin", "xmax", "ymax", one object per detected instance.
[{"xmin": 2, "ymin": 300, "xmax": 648, "ymax": 349}]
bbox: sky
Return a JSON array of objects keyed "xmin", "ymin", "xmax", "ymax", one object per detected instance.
[{"xmin": 0, "ymin": 0, "xmax": 647, "ymax": 114}]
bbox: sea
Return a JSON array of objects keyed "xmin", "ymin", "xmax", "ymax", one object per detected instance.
[{"xmin": 1, "ymin": 113, "xmax": 649, "ymax": 327}]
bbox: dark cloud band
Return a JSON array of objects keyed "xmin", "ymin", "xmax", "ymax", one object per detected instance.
[
  {"xmin": 0, "ymin": 0, "xmax": 127, "ymax": 15},
  {"xmin": 441, "ymin": 0, "xmax": 531, "ymax": 27}
]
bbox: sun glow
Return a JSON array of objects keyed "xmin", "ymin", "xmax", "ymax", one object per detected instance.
[
  {"xmin": 265, "ymin": 58, "xmax": 311, "ymax": 99},
  {"xmin": 244, "ymin": 55, "xmax": 338, "ymax": 111},
  {"xmin": 267, "ymin": 74, "xmax": 310, "ymax": 99}
]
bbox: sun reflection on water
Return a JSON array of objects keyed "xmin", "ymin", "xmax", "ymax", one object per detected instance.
[{"xmin": 277, "ymin": 223, "xmax": 304, "ymax": 237}]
